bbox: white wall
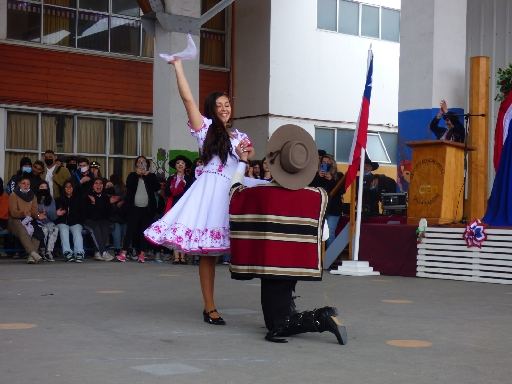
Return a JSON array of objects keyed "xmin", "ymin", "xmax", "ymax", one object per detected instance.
[
  {"xmin": 0, "ymin": 0, "xmax": 6, "ymax": 40},
  {"xmin": 268, "ymin": 0, "xmax": 400, "ymax": 127}
]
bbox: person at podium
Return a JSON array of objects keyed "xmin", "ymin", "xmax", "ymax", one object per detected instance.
[{"xmin": 430, "ymin": 99, "xmax": 465, "ymax": 143}]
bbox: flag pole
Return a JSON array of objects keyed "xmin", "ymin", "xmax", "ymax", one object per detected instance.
[{"xmin": 352, "ymin": 148, "xmax": 366, "ymax": 261}]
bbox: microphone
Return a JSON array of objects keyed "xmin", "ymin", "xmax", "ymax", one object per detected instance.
[{"xmin": 445, "ymin": 113, "xmax": 486, "ymax": 117}]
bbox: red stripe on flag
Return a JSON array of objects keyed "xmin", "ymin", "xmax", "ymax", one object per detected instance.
[{"xmin": 494, "ymin": 93, "xmax": 512, "ymax": 171}]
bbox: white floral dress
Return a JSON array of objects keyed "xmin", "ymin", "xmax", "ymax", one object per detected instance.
[{"xmin": 144, "ymin": 117, "xmax": 249, "ymax": 256}]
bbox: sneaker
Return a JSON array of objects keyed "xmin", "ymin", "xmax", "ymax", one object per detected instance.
[
  {"xmin": 12, "ymin": 252, "xmax": 20, "ymax": 259},
  {"xmin": 128, "ymin": 248, "xmax": 138, "ymax": 261},
  {"xmin": 40, "ymin": 251, "xmax": 50, "ymax": 262},
  {"xmin": 137, "ymin": 253, "xmax": 145, "ymax": 263},
  {"xmin": 113, "ymin": 248, "xmax": 121, "ymax": 257},
  {"xmin": 102, "ymin": 251, "xmax": 114, "ymax": 262},
  {"xmin": 75, "ymin": 252, "xmax": 85, "ymax": 263},
  {"xmin": 116, "ymin": 252, "xmax": 127, "ymax": 262},
  {"xmin": 64, "ymin": 252, "xmax": 74, "ymax": 262},
  {"xmin": 46, "ymin": 253, "xmax": 55, "ymax": 262},
  {"xmin": 27, "ymin": 251, "xmax": 42, "ymax": 264},
  {"xmin": 222, "ymin": 260, "xmax": 230, "ymax": 265},
  {"xmin": 94, "ymin": 252, "xmax": 103, "ymax": 261}
]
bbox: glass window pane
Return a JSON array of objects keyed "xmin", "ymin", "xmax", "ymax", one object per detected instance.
[
  {"xmin": 110, "ymin": 120, "xmax": 137, "ymax": 155},
  {"xmin": 77, "ymin": 11, "xmax": 108, "ymax": 51},
  {"xmin": 338, "ymin": 0, "xmax": 358, "ymax": 36},
  {"xmin": 44, "ymin": 0, "xmax": 77, "ymax": 7},
  {"xmin": 141, "ymin": 28, "xmax": 154, "ymax": 58},
  {"xmin": 109, "ymin": 157, "xmax": 135, "ymax": 185},
  {"xmin": 141, "ymin": 122, "xmax": 153, "ymax": 158},
  {"xmin": 110, "ymin": 16, "xmax": 140, "ymax": 55},
  {"xmin": 366, "ymin": 134, "xmax": 389, "ymax": 163},
  {"xmin": 7, "ymin": 0, "xmax": 42, "ymax": 42},
  {"xmin": 200, "ymin": 31, "xmax": 225, "ymax": 67},
  {"xmin": 315, "ymin": 128, "xmax": 335, "ymax": 158},
  {"xmin": 42, "ymin": 114, "xmax": 74, "ymax": 153},
  {"xmin": 379, "ymin": 132, "xmax": 397, "ymax": 165},
  {"xmin": 381, "ymin": 8, "xmax": 400, "ymax": 42},
  {"xmin": 7, "ymin": 112, "xmax": 38, "ymax": 150},
  {"xmin": 77, "ymin": 117, "xmax": 106, "ymax": 154},
  {"xmin": 361, "ymin": 5, "xmax": 379, "ymax": 38},
  {"xmin": 335, "ymin": 129, "xmax": 355, "ymax": 163},
  {"xmin": 79, "ymin": 0, "xmax": 108, "ymax": 12},
  {"xmin": 43, "ymin": 6, "xmax": 76, "ymax": 47},
  {"xmin": 317, "ymin": 0, "xmax": 336, "ymax": 31},
  {"xmin": 202, "ymin": 0, "xmax": 226, "ymax": 31},
  {"xmin": 112, "ymin": 0, "xmax": 139, "ymax": 17},
  {"xmin": 5, "ymin": 152, "xmax": 39, "ymax": 182}
]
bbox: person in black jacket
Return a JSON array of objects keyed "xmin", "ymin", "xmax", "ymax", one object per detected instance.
[
  {"xmin": 55, "ymin": 180, "xmax": 86, "ymax": 262},
  {"xmin": 118, "ymin": 156, "xmax": 160, "ymax": 263},
  {"xmin": 83, "ymin": 178, "xmax": 113, "ymax": 261},
  {"xmin": 429, "ymin": 99, "xmax": 465, "ymax": 143},
  {"xmin": 309, "ymin": 154, "xmax": 345, "ymax": 249}
]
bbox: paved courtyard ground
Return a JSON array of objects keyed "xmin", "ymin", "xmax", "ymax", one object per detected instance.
[{"xmin": 1, "ymin": 257, "xmax": 511, "ymax": 384}]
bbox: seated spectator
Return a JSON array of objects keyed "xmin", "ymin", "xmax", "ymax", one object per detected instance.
[
  {"xmin": 8, "ymin": 175, "xmax": 45, "ymax": 264},
  {"xmin": 0, "ymin": 177, "xmax": 9, "ymax": 230},
  {"xmin": 251, "ymin": 161, "xmax": 261, "ymax": 179},
  {"xmin": 42, "ymin": 150, "xmax": 71, "ymax": 199},
  {"xmin": 165, "ymin": 155, "xmax": 194, "ymax": 264},
  {"xmin": 55, "ymin": 180, "xmax": 86, "ymax": 262},
  {"xmin": 105, "ymin": 180, "xmax": 127, "ymax": 257},
  {"xmin": 71, "ymin": 157, "xmax": 94, "ymax": 197},
  {"xmin": 83, "ymin": 179, "xmax": 114, "ymax": 261},
  {"xmin": 6, "ymin": 157, "xmax": 33, "ymax": 195},
  {"xmin": 310, "ymin": 154, "xmax": 345, "ymax": 249},
  {"xmin": 30, "ymin": 161, "xmax": 45, "ymax": 191},
  {"xmin": 35, "ymin": 181, "xmax": 59, "ymax": 262},
  {"xmin": 118, "ymin": 156, "xmax": 160, "ymax": 263},
  {"xmin": 61, "ymin": 154, "xmax": 78, "ymax": 173}
]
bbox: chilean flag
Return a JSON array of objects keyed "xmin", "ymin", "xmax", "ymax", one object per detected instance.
[
  {"xmin": 493, "ymin": 92, "xmax": 512, "ymax": 171},
  {"xmin": 345, "ymin": 50, "xmax": 374, "ymax": 190},
  {"xmin": 483, "ymin": 92, "xmax": 512, "ymax": 225}
]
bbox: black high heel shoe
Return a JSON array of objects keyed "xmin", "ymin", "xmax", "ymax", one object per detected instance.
[{"xmin": 203, "ymin": 309, "xmax": 226, "ymax": 325}]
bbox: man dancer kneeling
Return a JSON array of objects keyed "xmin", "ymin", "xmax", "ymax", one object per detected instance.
[{"xmin": 229, "ymin": 124, "xmax": 347, "ymax": 345}]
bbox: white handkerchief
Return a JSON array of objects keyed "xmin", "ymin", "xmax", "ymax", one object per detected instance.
[{"xmin": 159, "ymin": 34, "xmax": 197, "ymax": 62}]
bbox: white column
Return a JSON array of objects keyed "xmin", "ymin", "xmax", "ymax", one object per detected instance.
[
  {"xmin": 0, "ymin": 108, "xmax": 6, "ymax": 180},
  {"xmin": 152, "ymin": 0, "xmax": 201, "ymax": 159},
  {"xmin": 0, "ymin": 0, "xmax": 7, "ymax": 40}
]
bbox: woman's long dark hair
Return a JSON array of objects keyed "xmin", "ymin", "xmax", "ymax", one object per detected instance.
[
  {"xmin": 37, "ymin": 180, "xmax": 52, "ymax": 206},
  {"xmin": 201, "ymin": 92, "xmax": 234, "ymax": 165}
]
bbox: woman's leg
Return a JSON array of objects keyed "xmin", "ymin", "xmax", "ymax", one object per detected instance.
[
  {"xmin": 83, "ymin": 220, "xmax": 104, "ymax": 254},
  {"xmin": 45, "ymin": 223, "xmax": 59, "ymax": 252},
  {"xmin": 40, "ymin": 224, "xmax": 50, "ymax": 253},
  {"xmin": 69, "ymin": 224, "xmax": 84, "ymax": 254},
  {"xmin": 139, "ymin": 213, "xmax": 154, "ymax": 253},
  {"xmin": 56, "ymin": 224, "xmax": 72, "ymax": 253},
  {"xmin": 325, "ymin": 214, "xmax": 341, "ymax": 249},
  {"xmin": 122, "ymin": 208, "xmax": 143, "ymax": 252},
  {"xmin": 199, "ymin": 256, "xmax": 219, "ymax": 317},
  {"xmin": 111, "ymin": 222, "xmax": 122, "ymax": 249}
]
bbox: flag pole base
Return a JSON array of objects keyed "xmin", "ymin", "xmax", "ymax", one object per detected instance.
[{"xmin": 330, "ymin": 260, "xmax": 380, "ymax": 276}]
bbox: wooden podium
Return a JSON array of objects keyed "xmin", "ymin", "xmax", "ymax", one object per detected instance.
[{"xmin": 406, "ymin": 140, "xmax": 476, "ymax": 226}]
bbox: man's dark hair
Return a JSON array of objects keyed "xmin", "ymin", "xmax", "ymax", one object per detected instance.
[
  {"xmin": 44, "ymin": 150, "xmax": 55, "ymax": 155},
  {"xmin": 34, "ymin": 160, "xmax": 45, "ymax": 168}
]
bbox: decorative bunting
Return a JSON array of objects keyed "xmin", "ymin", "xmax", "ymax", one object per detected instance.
[{"xmin": 463, "ymin": 219, "xmax": 487, "ymax": 248}]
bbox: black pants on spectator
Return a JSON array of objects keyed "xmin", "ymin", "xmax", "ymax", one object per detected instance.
[
  {"xmin": 260, "ymin": 278, "xmax": 297, "ymax": 331},
  {"xmin": 123, "ymin": 206, "xmax": 153, "ymax": 253},
  {"xmin": 84, "ymin": 219, "xmax": 110, "ymax": 254}
]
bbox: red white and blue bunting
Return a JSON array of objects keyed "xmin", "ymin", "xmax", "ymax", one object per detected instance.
[{"xmin": 463, "ymin": 219, "xmax": 487, "ymax": 248}]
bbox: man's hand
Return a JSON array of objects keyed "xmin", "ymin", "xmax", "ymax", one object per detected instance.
[
  {"xmin": 88, "ymin": 195, "xmax": 95, "ymax": 204},
  {"xmin": 81, "ymin": 176, "xmax": 91, "ymax": 184},
  {"xmin": 56, "ymin": 208, "xmax": 66, "ymax": 216},
  {"xmin": 440, "ymin": 99, "xmax": 448, "ymax": 114},
  {"xmin": 324, "ymin": 172, "xmax": 332, "ymax": 181},
  {"xmin": 318, "ymin": 170, "xmax": 326, "ymax": 178}
]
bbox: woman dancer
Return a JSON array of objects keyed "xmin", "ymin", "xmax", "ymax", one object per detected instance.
[{"xmin": 144, "ymin": 57, "xmax": 254, "ymax": 325}]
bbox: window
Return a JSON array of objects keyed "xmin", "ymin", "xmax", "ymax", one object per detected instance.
[
  {"xmin": 7, "ymin": 0, "xmax": 154, "ymax": 57},
  {"xmin": 315, "ymin": 127, "xmax": 397, "ymax": 165},
  {"xmin": 317, "ymin": 0, "xmax": 400, "ymax": 42},
  {"xmin": 200, "ymin": 0, "xmax": 228, "ymax": 68},
  {"xmin": 5, "ymin": 110, "xmax": 153, "ymax": 183}
]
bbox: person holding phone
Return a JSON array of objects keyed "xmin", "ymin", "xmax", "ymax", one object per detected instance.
[
  {"xmin": 118, "ymin": 156, "xmax": 160, "ymax": 263},
  {"xmin": 309, "ymin": 154, "xmax": 345, "ymax": 249}
]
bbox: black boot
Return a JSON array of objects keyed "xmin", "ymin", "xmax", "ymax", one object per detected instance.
[{"xmin": 265, "ymin": 307, "xmax": 347, "ymax": 345}]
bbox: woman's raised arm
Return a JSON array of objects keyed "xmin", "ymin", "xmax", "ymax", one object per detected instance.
[{"xmin": 169, "ymin": 58, "xmax": 204, "ymax": 131}]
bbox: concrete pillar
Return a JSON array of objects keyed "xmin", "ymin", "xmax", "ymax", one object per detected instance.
[
  {"xmin": 0, "ymin": 0, "xmax": 7, "ymax": 40},
  {"xmin": 152, "ymin": 0, "xmax": 201, "ymax": 162},
  {"xmin": 397, "ymin": 0, "xmax": 467, "ymax": 193}
]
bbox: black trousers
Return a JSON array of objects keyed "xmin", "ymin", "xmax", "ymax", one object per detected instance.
[
  {"xmin": 260, "ymin": 278, "xmax": 297, "ymax": 331},
  {"xmin": 123, "ymin": 206, "xmax": 153, "ymax": 252},
  {"xmin": 84, "ymin": 219, "xmax": 110, "ymax": 254}
]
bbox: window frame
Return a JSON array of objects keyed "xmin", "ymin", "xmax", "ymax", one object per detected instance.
[
  {"xmin": 317, "ymin": 0, "xmax": 400, "ymax": 43},
  {"xmin": 4, "ymin": 107, "xmax": 153, "ymax": 180}
]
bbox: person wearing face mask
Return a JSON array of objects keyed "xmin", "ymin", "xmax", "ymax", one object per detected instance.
[
  {"xmin": 8, "ymin": 175, "xmax": 46, "ymax": 264},
  {"xmin": 62, "ymin": 155, "xmax": 78, "ymax": 173},
  {"xmin": 118, "ymin": 156, "xmax": 160, "ymax": 263},
  {"xmin": 71, "ymin": 157, "xmax": 94, "ymax": 197},
  {"xmin": 6, "ymin": 157, "xmax": 33, "ymax": 195},
  {"xmin": 35, "ymin": 180, "xmax": 59, "ymax": 262},
  {"xmin": 309, "ymin": 154, "xmax": 345, "ymax": 249},
  {"xmin": 41, "ymin": 150, "xmax": 71, "ymax": 199}
]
